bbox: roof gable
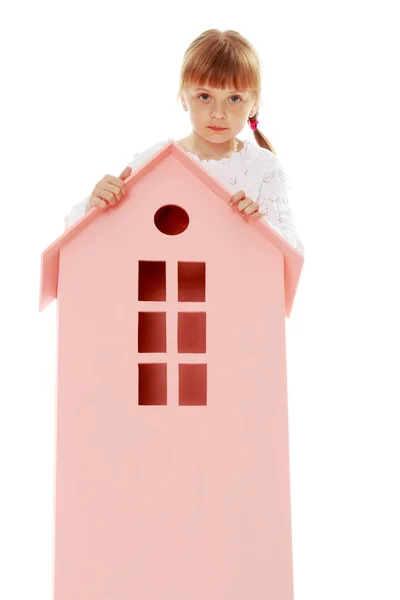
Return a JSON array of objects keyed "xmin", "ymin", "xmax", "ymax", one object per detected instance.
[{"xmin": 39, "ymin": 141, "xmax": 304, "ymax": 317}]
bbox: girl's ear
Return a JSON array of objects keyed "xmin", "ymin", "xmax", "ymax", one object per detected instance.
[
  {"xmin": 250, "ymin": 95, "xmax": 259, "ymax": 117},
  {"xmin": 180, "ymin": 94, "xmax": 188, "ymax": 111}
]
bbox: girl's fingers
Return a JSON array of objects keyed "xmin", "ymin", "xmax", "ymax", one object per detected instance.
[
  {"xmin": 100, "ymin": 183, "xmax": 124, "ymax": 206},
  {"xmin": 229, "ymin": 190, "xmax": 246, "ymax": 206},
  {"xmin": 241, "ymin": 200, "xmax": 260, "ymax": 215},
  {"xmin": 90, "ymin": 196, "xmax": 107, "ymax": 208},
  {"xmin": 91, "ymin": 183, "xmax": 124, "ymax": 208},
  {"xmin": 237, "ymin": 198, "xmax": 253, "ymax": 213},
  {"xmin": 229, "ymin": 192, "xmax": 259, "ymax": 215},
  {"xmin": 251, "ymin": 210, "xmax": 266, "ymax": 219}
]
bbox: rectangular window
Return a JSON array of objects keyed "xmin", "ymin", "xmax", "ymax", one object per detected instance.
[
  {"xmin": 179, "ymin": 364, "xmax": 207, "ymax": 405},
  {"xmin": 178, "ymin": 312, "xmax": 206, "ymax": 353},
  {"xmin": 137, "ymin": 260, "xmax": 207, "ymax": 406},
  {"xmin": 138, "ymin": 312, "xmax": 166, "ymax": 353},
  {"xmin": 178, "ymin": 262, "xmax": 206, "ymax": 302},
  {"xmin": 138, "ymin": 364, "xmax": 167, "ymax": 405},
  {"xmin": 138, "ymin": 261, "xmax": 166, "ymax": 301}
]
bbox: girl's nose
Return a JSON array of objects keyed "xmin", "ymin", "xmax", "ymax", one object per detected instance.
[{"xmin": 211, "ymin": 109, "xmax": 226, "ymax": 119}]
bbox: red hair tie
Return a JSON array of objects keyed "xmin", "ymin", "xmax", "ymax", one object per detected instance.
[{"xmin": 249, "ymin": 119, "xmax": 259, "ymax": 131}]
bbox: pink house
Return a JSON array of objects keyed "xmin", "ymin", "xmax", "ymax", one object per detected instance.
[{"xmin": 39, "ymin": 141, "xmax": 304, "ymax": 600}]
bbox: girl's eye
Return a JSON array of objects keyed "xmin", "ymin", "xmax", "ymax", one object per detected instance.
[{"xmin": 198, "ymin": 94, "xmax": 242, "ymax": 103}]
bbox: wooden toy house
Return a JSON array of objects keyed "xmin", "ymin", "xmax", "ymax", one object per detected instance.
[{"xmin": 39, "ymin": 141, "xmax": 304, "ymax": 600}]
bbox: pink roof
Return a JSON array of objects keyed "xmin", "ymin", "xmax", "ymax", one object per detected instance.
[{"xmin": 39, "ymin": 142, "xmax": 304, "ymax": 317}]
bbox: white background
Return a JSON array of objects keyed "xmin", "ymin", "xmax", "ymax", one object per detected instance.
[{"xmin": 1, "ymin": 1, "xmax": 399, "ymax": 598}]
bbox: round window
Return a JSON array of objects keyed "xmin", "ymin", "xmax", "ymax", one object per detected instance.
[{"xmin": 154, "ymin": 205, "xmax": 189, "ymax": 236}]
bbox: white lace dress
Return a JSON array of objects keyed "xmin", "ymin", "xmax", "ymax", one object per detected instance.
[{"xmin": 64, "ymin": 138, "xmax": 305, "ymax": 255}]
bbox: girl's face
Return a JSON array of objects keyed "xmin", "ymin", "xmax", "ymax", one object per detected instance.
[{"xmin": 181, "ymin": 85, "xmax": 257, "ymax": 142}]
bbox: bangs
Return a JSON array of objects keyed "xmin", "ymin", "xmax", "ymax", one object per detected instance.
[{"xmin": 181, "ymin": 43, "xmax": 258, "ymax": 94}]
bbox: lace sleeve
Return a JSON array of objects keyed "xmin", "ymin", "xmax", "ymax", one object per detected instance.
[
  {"xmin": 64, "ymin": 196, "xmax": 92, "ymax": 231},
  {"xmin": 257, "ymin": 154, "xmax": 305, "ymax": 256},
  {"xmin": 63, "ymin": 139, "xmax": 173, "ymax": 231}
]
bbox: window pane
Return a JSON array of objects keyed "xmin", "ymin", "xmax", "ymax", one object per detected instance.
[
  {"xmin": 178, "ymin": 312, "xmax": 206, "ymax": 353},
  {"xmin": 179, "ymin": 364, "xmax": 207, "ymax": 406},
  {"xmin": 178, "ymin": 262, "xmax": 206, "ymax": 302},
  {"xmin": 138, "ymin": 312, "xmax": 166, "ymax": 353},
  {"xmin": 138, "ymin": 261, "xmax": 166, "ymax": 301},
  {"xmin": 138, "ymin": 364, "xmax": 167, "ymax": 405}
]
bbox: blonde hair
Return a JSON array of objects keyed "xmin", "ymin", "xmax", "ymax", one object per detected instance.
[{"xmin": 177, "ymin": 29, "xmax": 276, "ymax": 155}]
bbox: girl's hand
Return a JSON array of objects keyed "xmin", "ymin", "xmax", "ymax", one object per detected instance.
[
  {"xmin": 228, "ymin": 190, "xmax": 266, "ymax": 220},
  {"xmin": 89, "ymin": 166, "xmax": 133, "ymax": 209}
]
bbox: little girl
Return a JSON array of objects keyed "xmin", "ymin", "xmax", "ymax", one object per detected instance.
[{"xmin": 64, "ymin": 28, "xmax": 305, "ymax": 256}]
